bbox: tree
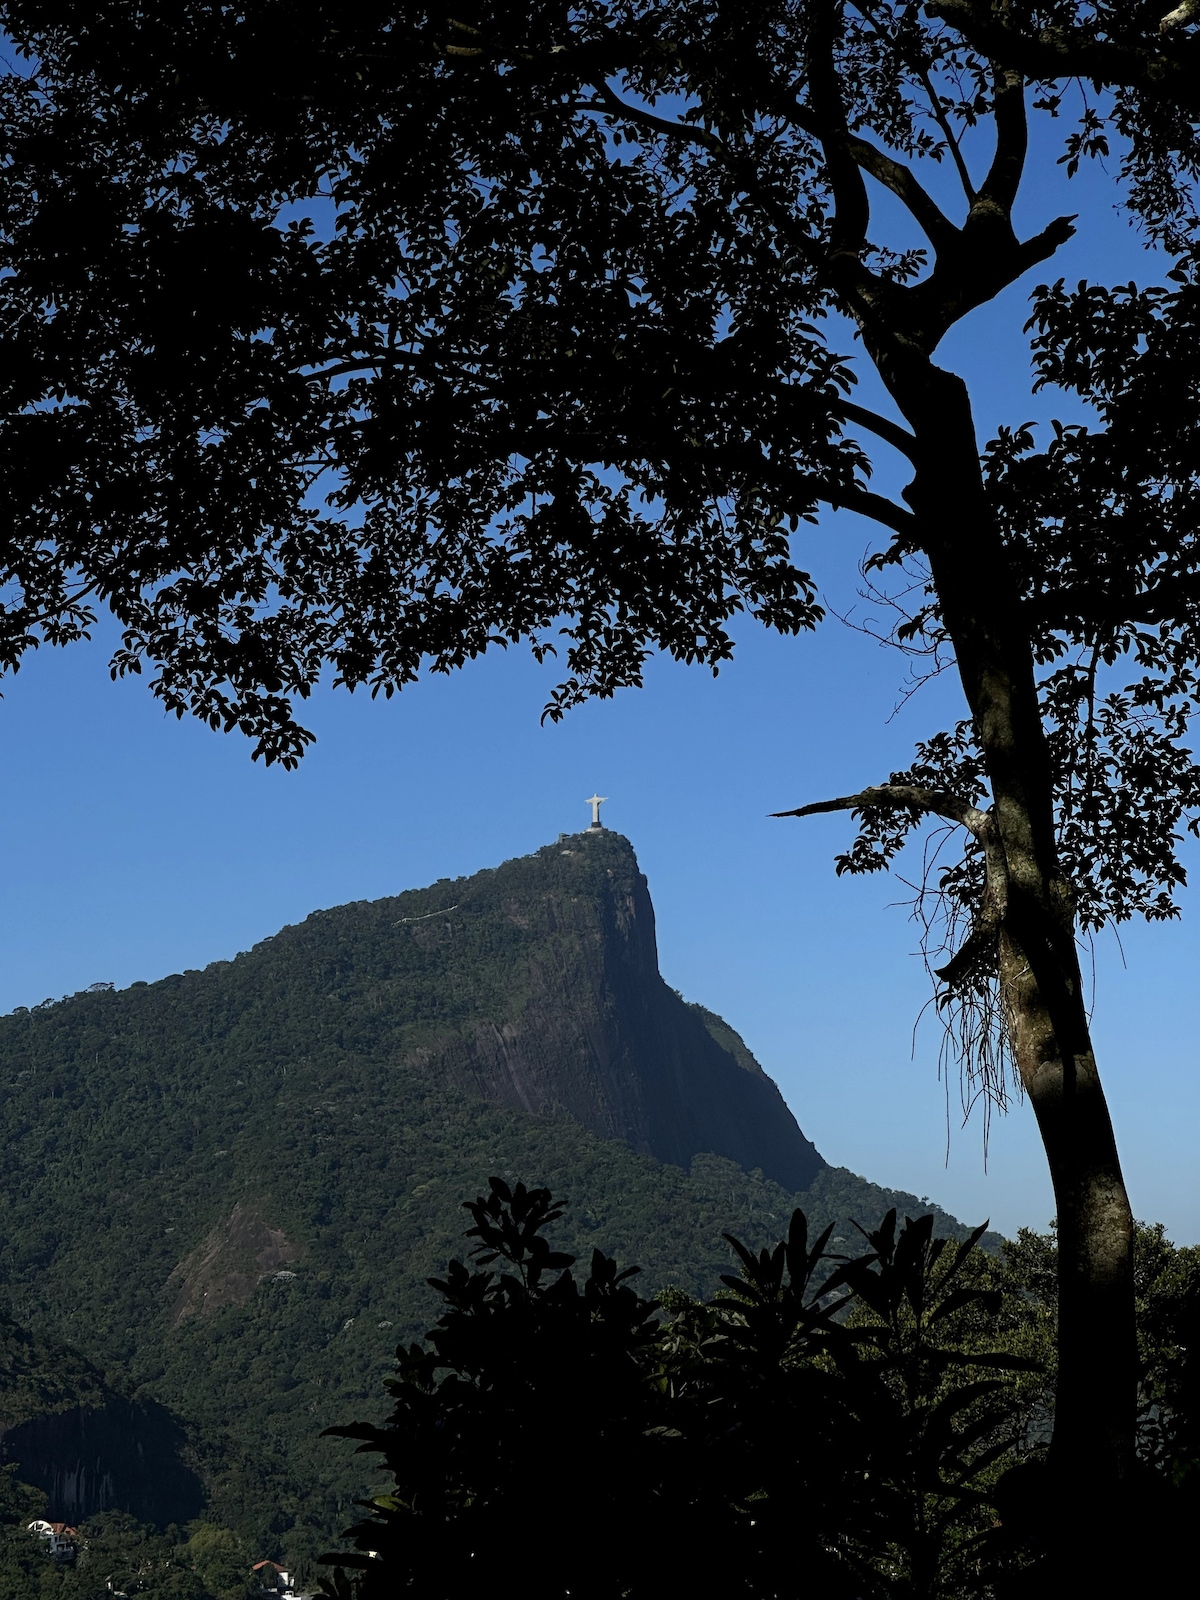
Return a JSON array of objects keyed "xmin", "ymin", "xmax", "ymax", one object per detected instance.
[
  {"xmin": 925, "ymin": 0, "xmax": 1200, "ymax": 142},
  {"xmin": 1001, "ymin": 1213, "xmax": 1200, "ymax": 1524},
  {"xmin": 2, "ymin": 0, "xmax": 1198, "ymax": 1564},
  {"xmin": 320, "ymin": 1178, "xmax": 757, "ymax": 1600},
  {"xmin": 322, "ymin": 1178, "xmax": 1033, "ymax": 1600}
]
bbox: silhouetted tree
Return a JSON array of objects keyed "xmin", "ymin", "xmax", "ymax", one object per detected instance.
[
  {"xmin": 321, "ymin": 1179, "xmax": 1035, "ymax": 1600},
  {"xmin": 924, "ymin": 0, "xmax": 1200, "ymax": 164},
  {"xmin": 3, "ymin": 6, "xmax": 1198, "ymax": 1559}
]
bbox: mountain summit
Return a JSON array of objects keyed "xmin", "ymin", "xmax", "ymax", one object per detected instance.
[{"xmin": 332, "ymin": 828, "xmax": 824, "ymax": 1190}]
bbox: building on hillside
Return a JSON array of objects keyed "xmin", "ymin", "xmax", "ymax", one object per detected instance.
[
  {"xmin": 27, "ymin": 1520, "xmax": 78, "ymax": 1562},
  {"xmin": 252, "ymin": 1558, "xmax": 297, "ymax": 1593}
]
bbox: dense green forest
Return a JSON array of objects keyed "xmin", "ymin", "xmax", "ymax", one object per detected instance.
[{"xmin": 0, "ymin": 835, "xmax": 985, "ymax": 1575}]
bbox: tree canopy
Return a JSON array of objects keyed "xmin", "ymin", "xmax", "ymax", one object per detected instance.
[
  {"xmin": 4, "ymin": 0, "xmax": 1200, "ymax": 1556},
  {"xmin": 0, "ymin": 3, "xmax": 1187, "ymax": 762},
  {"xmin": 0, "ymin": 4, "xmax": 1195, "ymax": 924}
]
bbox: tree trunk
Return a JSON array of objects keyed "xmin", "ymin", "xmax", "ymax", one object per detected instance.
[{"xmin": 887, "ymin": 355, "xmax": 1137, "ymax": 1556}]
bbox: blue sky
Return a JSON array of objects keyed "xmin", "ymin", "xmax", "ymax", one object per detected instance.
[{"xmin": 2, "ymin": 113, "xmax": 1196, "ymax": 1243}]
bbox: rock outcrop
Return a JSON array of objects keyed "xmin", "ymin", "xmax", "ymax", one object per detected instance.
[
  {"xmin": 168, "ymin": 1200, "xmax": 306, "ymax": 1326},
  {"xmin": 376, "ymin": 831, "xmax": 824, "ymax": 1190},
  {"xmin": 0, "ymin": 1397, "xmax": 203, "ymax": 1526},
  {"xmin": 0, "ymin": 1311, "xmax": 202, "ymax": 1526}
]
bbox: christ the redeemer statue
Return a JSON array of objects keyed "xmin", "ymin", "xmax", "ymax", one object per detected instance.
[{"xmin": 586, "ymin": 794, "xmax": 607, "ymax": 830}]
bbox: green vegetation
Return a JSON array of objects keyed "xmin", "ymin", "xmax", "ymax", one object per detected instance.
[
  {"xmin": 4, "ymin": 3, "xmax": 1200, "ymax": 1557},
  {"xmin": 0, "ymin": 815, "xmax": 1192, "ymax": 1591},
  {"xmin": 0, "ymin": 837, "xmax": 985, "ymax": 1568},
  {"xmin": 0, "ymin": 1087, "xmax": 971, "ymax": 1565},
  {"xmin": 0, "ymin": 1310, "xmax": 108, "ymax": 1433},
  {"xmin": 0, "ymin": 1510, "xmax": 275, "ymax": 1600},
  {"xmin": 3, "ymin": 1181, "xmax": 1194, "ymax": 1599},
  {"xmin": 321, "ymin": 1180, "xmax": 1197, "ymax": 1599}
]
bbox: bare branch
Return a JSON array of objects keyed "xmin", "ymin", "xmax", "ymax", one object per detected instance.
[
  {"xmin": 821, "ymin": 484, "xmax": 919, "ymax": 535},
  {"xmin": 772, "ymin": 783, "xmax": 990, "ymax": 834},
  {"xmin": 846, "ymin": 132, "xmax": 960, "ymax": 251},
  {"xmin": 786, "ymin": 88, "xmax": 959, "ymax": 250},
  {"xmin": 828, "ymin": 488, "xmax": 917, "ymax": 533},
  {"xmin": 1011, "ymin": 212, "xmax": 1079, "ymax": 272},
  {"xmin": 838, "ymin": 401, "xmax": 919, "ymax": 461}
]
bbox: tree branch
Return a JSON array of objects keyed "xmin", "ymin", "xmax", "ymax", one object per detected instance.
[
  {"xmin": 912, "ymin": 62, "xmax": 976, "ymax": 204},
  {"xmin": 1160, "ymin": 0, "xmax": 1200, "ymax": 33},
  {"xmin": 821, "ymin": 485, "xmax": 919, "ymax": 535},
  {"xmin": 926, "ymin": 0, "xmax": 1200, "ymax": 118},
  {"xmin": 845, "ymin": 132, "xmax": 960, "ymax": 251},
  {"xmin": 774, "ymin": 783, "xmax": 1015, "ymax": 991},
  {"xmin": 785, "ymin": 91, "xmax": 959, "ymax": 251},
  {"xmin": 1011, "ymin": 213, "xmax": 1079, "ymax": 273},
  {"xmin": 839, "ymin": 401, "xmax": 919, "ymax": 461},
  {"xmin": 1031, "ymin": 567, "xmax": 1200, "ymax": 628},
  {"xmin": 977, "ymin": 68, "xmax": 1028, "ymax": 213},
  {"xmin": 903, "ymin": 209, "xmax": 1075, "ymax": 347},
  {"xmin": 796, "ymin": 7, "xmax": 1071, "ymax": 352},
  {"xmin": 847, "ymin": 0, "xmax": 977, "ymax": 203},
  {"xmin": 772, "ymin": 783, "xmax": 990, "ymax": 834},
  {"xmin": 806, "ymin": 0, "xmax": 871, "ymax": 258},
  {"xmin": 590, "ymin": 81, "xmax": 721, "ymax": 151},
  {"xmin": 20, "ymin": 578, "xmax": 103, "ymax": 628},
  {"xmin": 313, "ymin": 352, "xmax": 427, "ymax": 381}
]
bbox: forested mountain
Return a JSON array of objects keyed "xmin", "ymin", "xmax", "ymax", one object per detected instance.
[{"xmin": 0, "ymin": 831, "xmax": 988, "ymax": 1569}]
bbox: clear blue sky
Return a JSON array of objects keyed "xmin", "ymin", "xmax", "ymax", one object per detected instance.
[{"xmin": 2, "ymin": 121, "xmax": 1196, "ymax": 1243}]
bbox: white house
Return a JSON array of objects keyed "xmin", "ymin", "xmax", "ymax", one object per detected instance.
[{"xmin": 27, "ymin": 1520, "xmax": 78, "ymax": 1563}]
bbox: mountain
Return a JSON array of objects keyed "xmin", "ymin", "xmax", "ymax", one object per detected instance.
[
  {"xmin": 214, "ymin": 824, "xmax": 824, "ymax": 1188},
  {"xmin": 0, "ymin": 829, "xmax": 990, "ymax": 1568}
]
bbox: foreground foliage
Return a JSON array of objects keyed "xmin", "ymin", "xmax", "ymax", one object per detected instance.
[
  {"xmin": 2, "ymin": 1181, "xmax": 1195, "ymax": 1597},
  {"xmin": 322, "ymin": 1179, "xmax": 1196, "ymax": 1599}
]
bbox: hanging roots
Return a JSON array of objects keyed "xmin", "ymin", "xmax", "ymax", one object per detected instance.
[{"xmin": 903, "ymin": 822, "xmax": 1021, "ymax": 1153}]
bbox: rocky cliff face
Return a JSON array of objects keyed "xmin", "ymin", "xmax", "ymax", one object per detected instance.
[
  {"xmin": 384, "ymin": 830, "xmax": 824, "ymax": 1190},
  {"xmin": 0, "ymin": 828, "xmax": 822, "ymax": 1200},
  {"xmin": 0, "ymin": 1399, "xmax": 203, "ymax": 1526},
  {"xmin": 0, "ymin": 1311, "xmax": 202, "ymax": 1526},
  {"xmin": 168, "ymin": 1200, "xmax": 307, "ymax": 1326}
]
